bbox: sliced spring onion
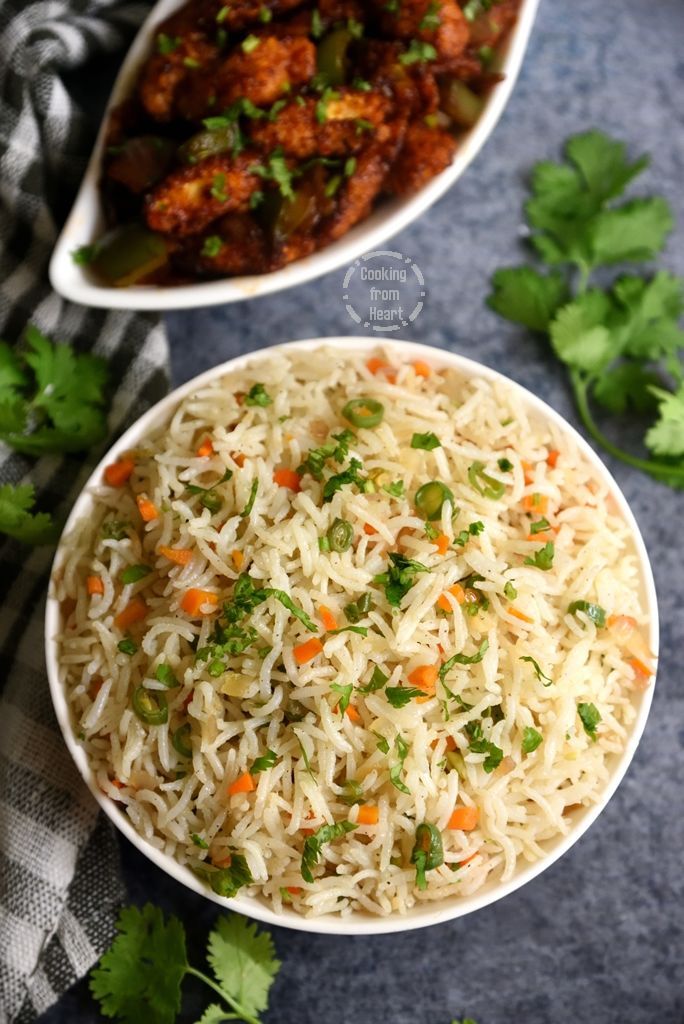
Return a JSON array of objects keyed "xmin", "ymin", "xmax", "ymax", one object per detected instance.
[
  {"xmin": 568, "ymin": 600, "xmax": 606, "ymax": 627},
  {"xmin": 121, "ymin": 564, "xmax": 151, "ymax": 585},
  {"xmin": 468, "ymin": 461, "xmax": 505, "ymax": 500}
]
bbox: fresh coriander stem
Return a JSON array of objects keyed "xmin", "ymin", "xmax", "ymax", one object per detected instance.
[
  {"xmin": 571, "ymin": 371, "xmax": 684, "ymax": 481},
  {"xmin": 186, "ymin": 966, "xmax": 260, "ymax": 1024}
]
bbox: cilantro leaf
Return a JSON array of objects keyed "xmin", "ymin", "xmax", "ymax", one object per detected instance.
[
  {"xmin": 301, "ymin": 821, "xmax": 357, "ymax": 883},
  {"xmin": 385, "ymin": 685, "xmax": 427, "ymax": 708},
  {"xmin": 89, "ymin": 904, "xmax": 187, "ymax": 1024},
  {"xmin": 244, "ymin": 383, "xmax": 272, "ymax": 407},
  {"xmin": 549, "ymin": 291, "xmax": 614, "ymax": 373},
  {"xmin": 524, "ymin": 541, "xmax": 555, "ymax": 570},
  {"xmin": 578, "ymin": 701, "xmax": 601, "ymax": 741},
  {"xmin": 0, "ymin": 341, "xmax": 28, "ymax": 399},
  {"xmin": 563, "ymin": 131, "xmax": 649, "ymax": 206},
  {"xmin": 209, "ymin": 854, "xmax": 254, "ymax": 898},
  {"xmin": 0, "ymin": 483, "xmax": 58, "ymax": 545},
  {"xmin": 439, "ymin": 639, "xmax": 489, "ymax": 682},
  {"xmin": 487, "ymin": 267, "xmax": 569, "ymax": 332},
  {"xmin": 195, "ymin": 1006, "xmax": 234, "ymax": 1024},
  {"xmin": 588, "ymin": 198, "xmax": 673, "ymax": 267},
  {"xmin": 411, "ymin": 431, "xmax": 441, "ymax": 451},
  {"xmin": 389, "ymin": 734, "xmax": 410, "ymax": 793},
  {"xmin": 522, "ymin": 726, "xmax": 543, "ymax": 754},
  {"xmin": 330, "ymin": 681, "xmax": 353, "ymax": 713},
  {"xmin": 251, "ymin": 749, "xmax": 277, "ymax": 774},
  {"xmin": 592, "ymin": 362, "xmax": 661, "ymax": 415},
  {"xmin": 206, "ymin": 913, "xmax": 281, "ymax": 1020},
  {"xmin": 520, "ymin": 655, "xmax": 552, "ymax": 686},
  {"xmin": 612, "ymin": 271, "xmax": 684, "ymax": 360},
  {"xmin": 374, "ymin": 552, "xmax": 429, "ymax": 607},
  {"xmin": 358, "ymin": 665, "xmax": 388, "ymax": 694},
  {"xmin": 645, "ymin": 384, "xmax": 684, "ymax": 458},
  {"xmin": 465, "ymin": 721, "xmax": 503, "ymax": 772}
]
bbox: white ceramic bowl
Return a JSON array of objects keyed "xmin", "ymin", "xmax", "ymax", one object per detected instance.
[
  {"xmin": 49, "ymin": 1, "xmax": 540, "ymax": 311},
  {"xmin": 45, "ymin": 338, "xmax": 658, "ymax": 934}
]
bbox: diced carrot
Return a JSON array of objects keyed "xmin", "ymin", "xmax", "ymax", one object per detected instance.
[
  {"xmin": 196, "ymin": 437, "xmax": 214, "ymax": 458},
  {"xmin": 456, "ymin": 851, "xmax": 478, "ymax": 869},
  {"xmin": 181, "ymin": 588, "xmax": 219, "ymax": 617},
  {"xmin": 547, "ymin": 450, "xmax": 560, "ymax": 468},
  {"xmin": 357, "ymin": 804, "xmax": 379, "ymax": 826},
  {"xmin": 509, "ymin": 607, "xmax": 534, "ymax": 624},
  {"xmin": 111, "ymin": 778, "xmax": 125, "ymax": 790},
  {"xmin": 526, "ymin": 530, "xmax": 555, "ymax": 542},
  {"xmin": 434, "ymin": 533, "xmax": 450, "ymax": 556},
  {"xmin": 408, "ymin": 663, "xmax": 439, "ymax": 694},
  {"xmin": 301, "ymin": 828, "xmax": 315, "ymax": 837},
  {"xmin": 136, "ymin": 493, "xmax": 159, "ymax": 522},
  {"xmin": 436, "ymin": 584, "xmax": 465, "ymax": 613},
  {"xmin": 114, "ymin": 596, "xmax": 147, "ymax": 630},
  {"xmin": 273, "ymin": 468, "xmax": 301, "ymax": 491},
  {"xmin": 232, "ymin": 549, "xmax": 244, "ymax": 570},
  {"xmin": 345, "ymin": 704, "xmax": 362, "ymax": 724},
  {"xmin": 363, "ymin": 522, "xmax": 377, "ymax": 535},
  {"xmin": 318, "ymin": 605, "xmax": 338, "ymax": 632},
  {"xmin": 232, "ymin": 452, "xmax": 246, "ymax": 467},
  {"xmin": 448, "ymin": 805, "xmax": 479, "ymax": 831},
  {"xmin": 522, "ymin": 492, "xmax": 548, "ymax": 515},
  {"xmin": 89, "ymin": 676, "xmax": 104, "ymax": 699},
  {"xmin": 158, "ymin": 545, "xmax": 192, "ymax": 566},
  {"xmin": 87, "ymin": 575, "xmax": 104, "ymax": 596},
  {"xmin": 228, "ymin": 772, "xmax": 255, "ymax": 797},
  {"xmin": 445, "ymin": 736, "xmax": 457, "ymax": 751},
  {"xmin": 293, "ymin": 637, "xmax": 323, "ymax": 665},
  {"xmin": 213, "ymin": 855, "xmax": 233, "ymax": 868},
  {"xmin": 412, "ymin": 360, "xmax": 431, "ymax": 378},
  {"xmin": 628, "ymin": 656, "xmax": 653, "ymax": 685},
  {"xmin": 286, "ymin": 886, "xmax": 302, "ymax": 895},
  {"xmin": 607, "ymin": 614, "xmax": 637, "ymax": 632},
  {"xmin": 521, "ymin": 460, "xmax": 535, "ymax": 485},
  {"xmin": 366, "ymin": 357, "xmax": 397, "ymax": 383},
  {"xmin": 103, "ymin": 457, "xmax": 135, "ymax": 487}
]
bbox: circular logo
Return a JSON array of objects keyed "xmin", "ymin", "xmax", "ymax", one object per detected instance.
[{"xmin": 342, "ymin": 250, "xmax": 426, "ymax": 332}]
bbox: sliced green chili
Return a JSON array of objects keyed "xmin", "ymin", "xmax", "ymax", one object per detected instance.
[
  {"xmin": 342, "ymin": 397, "xmax": 384, "ymax": 429},
  {"xmin": 327, "ymin": 517, "xmax": 353, "ymax": 552},
  {"xmin": 414, "ymin": 480, "xmax": 454, "ymax": 521},
  {"xmin": 172, "ymin": 723, "xmax": 193, "ymax": 757},
  {"xmin": 132, "ymin": 686, "xmax": 168, "ymax": 726}
]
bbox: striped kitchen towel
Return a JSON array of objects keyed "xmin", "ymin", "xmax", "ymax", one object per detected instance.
[{"xmin": 0, "ymin": 1, "xmax": 169, "ymax": 1020}]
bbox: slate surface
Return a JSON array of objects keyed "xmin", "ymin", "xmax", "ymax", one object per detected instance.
[{"xmin": 42, "ymin": 0, "xmax": 684, "ymax": 1021}]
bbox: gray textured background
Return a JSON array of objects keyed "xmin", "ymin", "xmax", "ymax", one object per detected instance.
[{"xmin": 44, "ymin": 0, "xmax": 684, "ymax": 1021}]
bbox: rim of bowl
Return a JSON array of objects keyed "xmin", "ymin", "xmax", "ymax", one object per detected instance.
[
  {"xmin": 45, "ymin": 338, "xmax": 659, "ymax": 935},
  {"xmin": 48, "ymin": 0, "xmax": 540, "ymax": 311}
]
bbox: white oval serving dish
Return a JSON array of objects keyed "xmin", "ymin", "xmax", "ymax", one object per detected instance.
[{"xmin": 49, "ymin": 1, "xmax": 540, "ymax": 310}]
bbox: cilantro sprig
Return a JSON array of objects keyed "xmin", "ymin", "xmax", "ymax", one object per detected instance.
[
  {"xmin": 487, "ymin": 131, "xmax": 684, "ymax": 489},
  {"xmin": 0, "ymin": 483, "xmax": 58, "ymax": 545},
  {"xmin": 90, "ymin": 905, "xmax": 280, "ymax": 1024},
  {"xmin": 0, "ymin": 326, "xmax": 108, "ymax": 455}
]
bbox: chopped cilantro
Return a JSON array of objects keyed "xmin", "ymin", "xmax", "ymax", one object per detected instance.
[
  {"xmin": 524, "ymin": 541, "xmax": 555, "ymax": 570},
  {"xmin": 374, "ymin": 552, "xmax": 429, "ymax": 607},
  {"xmin": 520, "ymin": 655, "xmax": 553, "ymax": 686},
  {"xmin": 245, "ymin": 382, "xmax": 272, "ymax": 407},
  {"xmin": 522, "ymin": 726, "xmax": 543, "ymax": 754},
  {"xmin": 411, "ymin": 431, "xmax": 441, "ymax": 450},
  {"xmin": 578, "ymin": 701, "xmax": 601, "ymax": 741},
  {"xmin": 300, "ymin": 821, "xmax": 357, "ymax": 882}
]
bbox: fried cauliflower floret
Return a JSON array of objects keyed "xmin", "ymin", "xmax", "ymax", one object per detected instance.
[
  {"xmin": 203, "ymin": 0, "xmax": 309, "ymax": 30},
  {"xmin": 321, "ymin": 119, "xmax": 406, "ymax": 242},
  {"xmin": 249, "ymin": 88, "xmax": 392, "ymax": 159},
  {"xmin": 138, "ymin": 31, "xmax": 218, "ymax": 122},
  {"xmin": 376, "ymin": 0, "xmax": 470, "ymax": 65},
  {"xmin": 145, "ymin": 153, "xmax": 262, "ymax": 236},
  {"xmin": 384, "ymin": 120, "xmax": 456, "ymax": 195},
  {"xmin": 177, "ymin": 36, "xmax": 316, "ymax": 120},
  {"xmin": 179, "ymin": 214, "xmax": 269, "ymax": 275}
]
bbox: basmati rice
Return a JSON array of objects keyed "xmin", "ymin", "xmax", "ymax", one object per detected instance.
[{"xmin": 54, "ymin": 347, "xmax": 653, "ymax": 917}]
